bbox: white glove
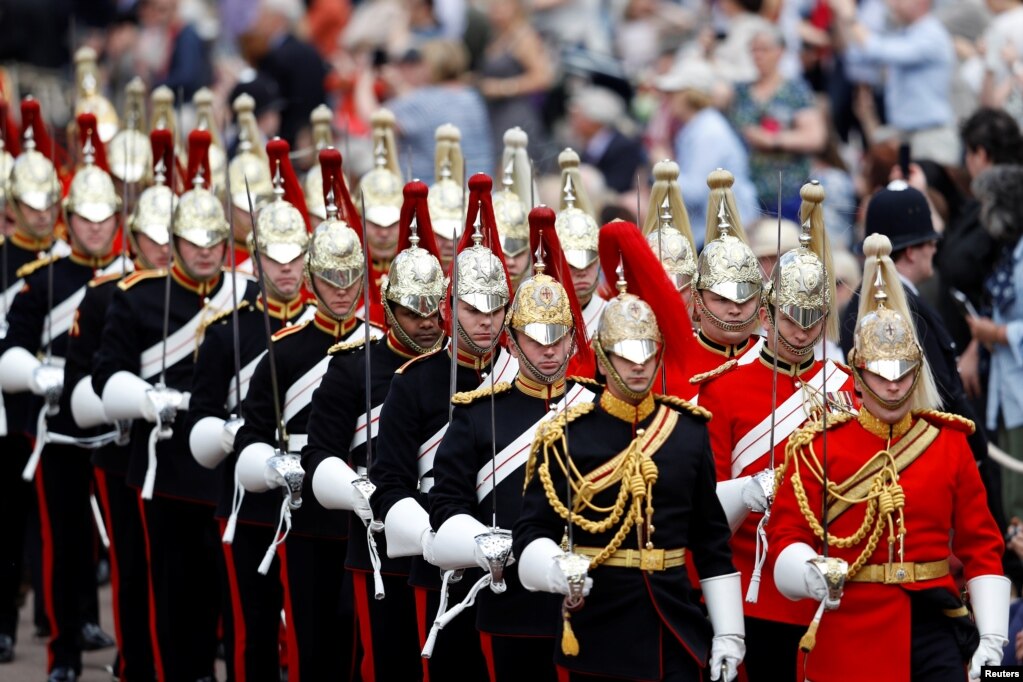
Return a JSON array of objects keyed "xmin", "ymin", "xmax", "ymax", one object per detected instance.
[
  {"xmin": 352, "ymin": 489, "xmax": 374, "ymax": 524},
  {"xmin": 421, "ymin": 530, "xmax": 438, "ymax": 566},
  {"xmin": 716, "ymin": 478, "xmax": 752, "ymax": 533},
  {"xmin": 547, "ymin": 558, "xmax": 593, "ymax": 598},
  {"xmin": 968, "ymin": 574, "xmax": 1011, "ymax": 679},
  {"xmin": 775, "ymin": 542, "xmax": 839, "ymax": 607},
  {"xmin": 430, "ymin": 514, "xmax": 490, "ymax": 570},
  {"xmin": 382, "ymin": 497, "xmax": 432, "ymax": 558},
  {"xmin": 741, "ymin": 470, "xmax": 772, "ymax": 514},
  {"xmin": 701, "ymin": 572, "xmax": 745, "ymax": 682}
]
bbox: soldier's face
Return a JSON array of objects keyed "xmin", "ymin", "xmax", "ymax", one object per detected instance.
[
  {"xmin": 16, "ymin": 201, "xmax": 57, "ymax": 239},
  {"xmin": 457, "ymin": 300, "xmax": 506, "ymax": 351},
  {"xmin": 570, "ymin": 261, "xmax": 600, "ymax": 302},
  {"xmin": 857, "ymin": 368, "xmax": 915, "ymax": 424},
  {"xmin": 760, "ymin": 307, "xmax": 823, "ymax": 362},
  {"xmin": 262, "ymin": 254, "xmax": 304, "ymax": 300},
  {"xmin": 436, "ymin": 235, "xmax": 455, "ymax": 269},
  {"xmin": 505, "ymin": 250, "xmax": 530, "ymax": 281},
  {"xmin": 366, "ymin": 220, "xmax": 399, "ymax": 260},
  {"xmin": 314, "ymin": 275, "xmax": 362, "ymax": 318},
  {"xmin": 601, "ymin": 351, "xmax": 659, "ymax": 400},
  {"xmin": 135, "ymin": 232, "xmax": 170, "ymax": 268},
  {"xmin": 69, "ymin": 213, "xmax": 117, "ymax": 256},
  {"xmin": 699, "ymin": 291, "xmax": 758, "ymax": 344},
  {"xmin": 511, "ymin": 330, "xmax": 572, "ymax": 377},
  {"xmin": 393, "ymin": 304, "xmax": 442, "ymax": 349},
  {"xmin": 177, "ymin": 238, "xmax": 226, "ymax": 280},
  {"xmin": 0, "ymin": 204, "xmax": 12, "ymax": 236}
]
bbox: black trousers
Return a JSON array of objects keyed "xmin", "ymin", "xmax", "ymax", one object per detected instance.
[
  {"xmin": 557, "ymin": 629, "xmax": 702, "ymax": 681},
  {"xmin": 743, "ymin": 616, "xmax": 804, "ymax": 681},
  {"xmin": 910, "ymin": 594, "xmax": 970, "ymax": 682},
  {"xmin": 36, "ymin": 444, "xmax": 101, "ymax": 673},
  {"xmin": 279, "ymin": 534, "xmax": 355, "ymax": 682},
  {"xmin": 351, "ymin": 570, "xmax": 421, "ymax": 681},
  {"xmin": 414, "ymin": 583, "xmax": 489, "ymax": 682},
  {"xmin": 95, "ymin": 467, "xmax": 156, "ymax": 682},
  {"xmin": 0, "ymin": 434, "xmax": 31, "ymax": 641},
  {"xmin": 480, "ymin": 631, "xmax": 558, "ymax": 682},
  {"xmin": 139, "ymin": 494, "xmax": 220, "ymax": 682},
  {"xmin": 219, "ymin": 521, "xmax": 283, "ymax": 682}
]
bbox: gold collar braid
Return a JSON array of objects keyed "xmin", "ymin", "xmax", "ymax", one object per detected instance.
[
  {"xmin": 858, "ymin": 409, "xmax": 913, "ymax": 441},
  {"xmin": 600, "ymin": 390, "xmax": 655, "ymax": 425}
]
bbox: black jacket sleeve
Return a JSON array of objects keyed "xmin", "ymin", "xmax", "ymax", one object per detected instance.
[
  {"xmin": 369, "ymin": 371, "xmax": 423, "ymax": 521},
  {"xmin": 428, "ymin": 403, "xmax": 479, "ymax": 529}
]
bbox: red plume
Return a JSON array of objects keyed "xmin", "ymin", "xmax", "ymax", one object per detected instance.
[
  {"xmin": 528, "ymin": 206, "xmax": 596, "ymax": 378},
  {"xmin": 76, "ymin": 113, "xmax": 109, "ymax": 172},
  {"xmin": 396, "ymin": 181, "xmax": 442, "ymax": 261},
  {"xmin": 0, "ymin": 99, "xmax": 20, "ymax": 156},
  {"xmin": 20, "ymin": 98, "xmax": 51, "ymax": 159},
  {"xmin": 598, "ymin": 221, "xmax": 695, "ymax": 398},
  {"xmin": 150, "ymin": 129, "xmax": 175, "ymax": 187},
  {"xmin": 185, "ymin": 129, "xmax": 212, "ymax": 190},
  {"xmin": 267, "ymin": 138, "xmax": 311, "ymax": 231}
]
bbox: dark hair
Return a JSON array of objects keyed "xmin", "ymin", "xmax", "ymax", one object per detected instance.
[
  {"xmin": 972, "ymin": 164, "xmax": 1023, "ymax": 245},
  {"xmin": 961, "ymin": 108, "xmax": 1023, "ymax": 165}
]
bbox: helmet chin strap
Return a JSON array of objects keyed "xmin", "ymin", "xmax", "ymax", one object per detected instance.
[
  {"xmin": 456, "ymin": 320, "xmax": 500, "ymax": 356},
  {"xmin": 594, "ymin": 343, "xmax": 658, "ymax": 402},
  {"xmin": 383, "ymin": 298, "xmax": 442, "ymax": 355},
  {"xmin": 508, "ymin": 328, "xmax": 573, "ymax": 385},
  {"xmin": 850, "ymin": 360, "xmax": 921, "ymax": 411},
  {"xmin": 310, "ymin": 274, "xmax": 361, "ymax": 322},
  {"xmin": 765, "ymin": 305, "xmax": 823, "ymax": 359},
  {"xmin": 694, "ymin": 290, "xmax": 759, "ymax": 335}
]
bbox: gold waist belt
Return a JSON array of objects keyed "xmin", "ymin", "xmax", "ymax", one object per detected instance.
[
  {"xmin": 848, "ymin": 558, "xmax": 950, "ymax": 585},
  {"xmin": 573, "ymin": 546, "xmax": 686, "ymax": 571}
]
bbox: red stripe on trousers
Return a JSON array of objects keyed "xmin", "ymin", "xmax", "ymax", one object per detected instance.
[
  {"xmin": 278, "ymin": 542, "xmax": 300, "ymax": 682},
  {"xmin": 556, "ymin": 665, "xmax": 571, "ymax": 682},
  {"xmin": 94, "ymin": 470, "xmax": 125, "ymax": 679},
  {"xmin": 351, "ymin": 571, "xmax": 376, "ymax": 682},
  {"xmin": 136, "ymin": 494, "xmax": 167, "ymax": 682},
  {"xmin": 414, "ymin": 586, "xmax": 431, "ymax": 682},
  {"xmin": 34, "ymin": 465, "xmax": 58, "ymax": 672},
  {"xmin": 479, "ymin": 631, "xmax": 496, "ymax": 682},
  {"xmin": 218, "ymin": 520, "xmax": 247, "ymax": 681}
]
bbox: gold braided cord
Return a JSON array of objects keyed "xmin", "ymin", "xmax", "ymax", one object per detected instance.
[
  {"xmin": 523, "ymin": 402, "xmax": 595, "ymax": 491},
  {"xmin": 913, "ymin": 408, "xmax": 976, "ymax": 435}
]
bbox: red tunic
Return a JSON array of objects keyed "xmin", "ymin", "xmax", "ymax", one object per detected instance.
[
  {"xmin": 769, "ymin": 412, "xmax": 1004, "ymax": 682},
  {"xmin": 699, "ymin": 351, "xmax": 854, "ymax": 625},
  {"xmin": 681, "ymin": 331, "xmax": 763, "ymax": 403}
]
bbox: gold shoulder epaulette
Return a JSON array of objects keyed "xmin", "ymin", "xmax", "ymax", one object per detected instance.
[
  {"xmin": 271, "ymin": 319, "xmax": 310, "ymax": 342},
  {"xmin": 914, "ymin": 409, "xmax": 976, "ymax": 435},
  {"xmin": 118, "ymin": 268, "xmax": 167, "ymax": 291},
  {"xmin": 16, "ymin": 254, "xmax": 60, "ymax": 279},
  {"xmin": 328, "ymin": 338, "xmax": 367, "ymax": 355},
  {"xmin": 203, "ymin": 301, "xmax": 251, "ymax": 329},
  {"xmin": 88, "ymin": 271, "xmax": 123, "ymax": 288},
  {"xmin": 451, "ymin": 381, "xmax": 512, "ymax": 405},
  {"xmin": 689, "ymin": 359, "xmax": 738, "ymax": 385},
  {"xmin": 567, "ymin": 375, "xmax": 601, "ymax": 388},
  {"xmin": 655, "ymin": 394, "xmax": 712, "ymax": 421},
  {"xmin": 395, "ymin": 347, "xmax": 443, "ymax": 375}
]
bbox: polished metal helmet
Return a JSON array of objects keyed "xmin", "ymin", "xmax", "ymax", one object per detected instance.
[
  {"xmin": 647, "ymin": 198, "xmax": 696, "ymax": 292},
  {"xmin": 695, "ymin": 202, "xmax": 761, "ymax": 304},
  {"xmin": 361, "ymin": 109, "xmax": 403, "ymax": 228},
  {"xmin": 494, "ymin": 128, "xmax": 530, "ymax": 258},
  {"xmin": 11, "ymin": 101, "xmax": 59, "ymax": 212},
  {"xmin": 456, "ymin": 219, "xmax": 510, "ymax": 314},
  {"xmin": 304, "ymin": 105, "xmax": 334, "ymax": 220},
  {"xmin": 0, "ymin": 147, "xmax": 12, "ymax": 212},
  {"xmin": 64, "ymin": 116, "xmax": 119, "ymax": 223},
  {"xmin": 107, "ymin": 78, "xmax": 151, "ymax": 184},
  {"xmin": 306, "ymin": 212, "xmax": 365, "ymax": 290},
  {"xmin": 384, "ymin": 220, "xmax": 446, "ymax": 317},
  {"xmin": 73, "ymin": 47, "xmax": 119, "ymax": 142},
  {"xmin": 596, "ymin": 267, "xmax": 663, "ymax": 366},
  {"xmin": 251, "ymin": 166, "xmax": 310, "ymax": 265},
  {"xmin": 507, "ymin": 255, "xmax": 573, "ymax": 346},
  {"xmin": 173, "ymin": 131, "xmax": 229, "ymax": 248},
  {"xmin": 428, "ymin": 124, "xmax": 465, "ymax": 241},
  {"xmin": 228, "ymin": 94, "xmax": 272, "ymax": 211},
  {"xmin": 555, "ymin": 150, "xmax": 599, "ymax": 270},
  {"xmin": 128, "ymin": 129, "xmax": 174, "ymax": 246},
  {"xmin": 193, "ymin": 88, "xmax": 226, "ymax": 193}
]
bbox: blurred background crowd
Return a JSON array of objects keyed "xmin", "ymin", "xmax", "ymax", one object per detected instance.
[{"xmin": 5, "ymin": 0, "xmax": 1023, "ymax": 663}]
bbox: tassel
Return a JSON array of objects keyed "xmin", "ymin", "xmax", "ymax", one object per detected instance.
[
  {"xmin": 798, "ymin": 620, "xmax": 819, "ymax": 653},
  {"xmin": 561, "ymin": 611, "xmax": 579, "ymax": 657}
]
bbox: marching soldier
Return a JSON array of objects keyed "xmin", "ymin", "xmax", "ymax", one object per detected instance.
[
  {"xmin": 188, "ymin": 137, "xmax": 310, "ymax": 681},
  {"xmin": 92, "ymin": 129, "xmax": 239, "ymax": 682},
  {"xmin": 555, "ymin": 149, "xmax": 605, "ymax": 340},
  {"xmin": 72, "ymin": 47, "xmax": 119, "ymax": 143},
  {"xmin": 514, "ymin": 220, "xmax": 745, "ymax": 682},
  {"xmin": 308, "ymin": 180, "xmax": 447, "ymax": 681},
  {"xmin": 770, "ymin": 234, "xmax": 1007, "ymax": 681},
  {"xmin": 493, "ymin": 128, "xmax": 532, "ymax": 292},
  {"xmin": 107, "ymin": 78, "xmax": 153, "ymax": 206},
  {"xmin": 426, "ymin": 205, "xmax": 595, "ymax": 681},
  {"xmin": 370, "ymin": 173, "xmax": 514, "ymax": 682},
  {"xmin": 0, "ymin": 113, "xmax": 124, "ymax": 682},
  {"xmin": 685, "ymin": 169, "xmax": 764, "ymax": 400},
  {"xmin": 234, "ymin": 147, "xmax": 382, "ymax": 681},
  {"xmin": 697, "ymin": 182, "xmax": 855, "ymax": 680},
  {"xmin": 69, "ymin": 127, "xmax": 176, "ymax": 682},
  {"xmin": 429, "ymin": 124, "xmax": 466, "ymax": 267},
  {"xmin": 226, "ymin": 93, "xmax": 274, "ymax": 275},
  {"xmin": 641, "ymin": 160, "xmax": 699, "ymax": 312}
]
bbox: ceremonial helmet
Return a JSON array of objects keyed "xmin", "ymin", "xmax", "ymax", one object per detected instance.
[
  {"xmin": 554, "ymin": 149, "xmax": 599, "ymax": 272},
  {"xmin": 304, "ymin": 105, "xmax": 333, "ymax": 220},
  {"xmin": 227, "ymin": 93, "xmax": 272, "ymax": 211},
  {"xmin": 193, "ymin": 88, "xmax": 226, "ymax": 193},
  {"xmin": 596, "ymin": 267, "xmax": 663, "ymax": 400},
  {"xmin": 64, "ymin": 113, "xmax": 120, "ymax": 225},
  {"xmin": 493, "ymin": 127, "xmax": 531, "ymax": 260},
  {"xmin": 150, "ymin": 86, "xmax": 177, "ymax": 139},
  {"xmin": 381, "ymin": 181, "xmax": 447, "ymax": 353},
  {"xmin": 173, "ymin": 129, "xmax": 229, "ymax": 262},
  {"xmin": 360, "ymin": 109, "xmax": 403, "ymax": 229},
  {"xmin": 10, "ymin": 98, "xmax": 60, "ymax": 214},
  {"xmin": 73, "ymin": 47, "xmax": 119, "ymax": 142},
  {"xmin": 107, "ymin": 78, "xmax": 152, "ymax": 185},
  {"xmin": 849, "ymin": 234, "xmax": 939, "ymax": 412},
  {"xmin": 252, "ymin": 138, "xmax": 310, "ymax": 265},
  {"xmin": 694, "ymin": 169, "xmax": 762, "ymax": 330},
  {"xmin": 306, "ymin": 148, "xmax": 365, "ymax": 318},
  {"xmin": 0, "ymin": 99, "xmax": 18, "ymax": 214},
  {"xmin": 763, "ymin": 181, "xmax": 836, "ymax": 357},
  {"xmin": 428, "ymin": 124, "xmax": 465, "ymax": 244},
  {"xmin": 642, "ymin": 160, "xmax": 697, "ymax": 292},
  {"xmin": 128, "ymin": 128, "xmax": 174, "ymax": 254}
]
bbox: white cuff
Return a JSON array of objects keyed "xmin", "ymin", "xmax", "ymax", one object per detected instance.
[
  {"xmin": 967, "ymin": 574, "xmax": 1011, "ymax": 640},
  {"xmin": 0, "ymin": 347, "xmax": 41, "ymax": 394},
  {"xmin": 236, "ymin": 442, "xmax": 276, "ymax": 493},
  {"xmin": 701, "ymin": 572, "xmax": 745, "ymax": 636},
  {"xmin": 774, "ymin": 542, "xmax": 819, "ymax": 601},
  {"xmin": 717, "ymin": 477, "xmax": 752, "ymax": 533},
  {"xmin": 311, "ymin": 458, "xmax": 360, "ymax": 510},
  {"xmin": 189, "ymin": 416, "xmax": 228, "ymax": 470},
  {"xmin": 102, "ymin": 371, "xmax": 152, "ymax": 420},
  {"xmin": 431, "ymin": 514, "xmax": 490, "ymax": 570},
  {"xmin": 382, "ymin": 497, "xmax": 431, "ymax": 558},
  {"xmin": 518, "ymin": 537, "xmax": 563, "ymax": 593},
  {"xmin": 71, "ymin": 376, "xmax": 108, "ymax": 428}
]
